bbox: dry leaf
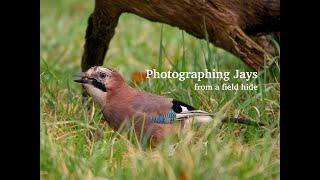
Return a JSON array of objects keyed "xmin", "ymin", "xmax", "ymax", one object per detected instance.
[{"xmin": 131, "ymin": 71, "xmax": 148, "ymax": 83}]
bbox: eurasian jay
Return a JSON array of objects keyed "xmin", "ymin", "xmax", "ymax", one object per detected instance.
[{"xmin": 75, "ymin": 66, "xmax": 264, "ymax": 144}]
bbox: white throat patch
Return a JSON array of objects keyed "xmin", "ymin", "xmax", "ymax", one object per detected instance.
[{"xmin": 83, "ymin": 84, "xmax": 106, "ymax": 106}]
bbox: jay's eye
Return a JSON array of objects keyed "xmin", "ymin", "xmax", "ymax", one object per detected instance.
[{"xmin": 98, "ymin": 72, "xmax": 107, "ymax": 79}]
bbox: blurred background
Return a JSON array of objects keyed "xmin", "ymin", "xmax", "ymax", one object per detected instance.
[{"xmin": 41, "ymin": 0, "xmax": 280, "ymax": 179}]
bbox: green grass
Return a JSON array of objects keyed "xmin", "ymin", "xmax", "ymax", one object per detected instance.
[{"xmin": 41, "ymin": 0, "xmax": 280, "ymax": 179}]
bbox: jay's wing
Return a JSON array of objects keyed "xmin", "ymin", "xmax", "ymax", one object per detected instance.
[
  {"xmin": 149, "ymin": 99, "xmax": 214, "ymax": 123},
  {"xmin": 132, "ymin": 91, "xmax": 213, "ymax": 124}
]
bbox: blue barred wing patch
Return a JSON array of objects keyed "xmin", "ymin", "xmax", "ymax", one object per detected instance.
[{"xmin": 149, "ymin": 110, "xmax": 177, "ymax": 123}]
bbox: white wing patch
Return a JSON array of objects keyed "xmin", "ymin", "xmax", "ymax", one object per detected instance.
[{"xmin": 181, "ymin": 106, "xmax": 189, "ymax": 112}]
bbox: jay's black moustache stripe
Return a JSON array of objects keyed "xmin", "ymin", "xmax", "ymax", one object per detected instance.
[
  {"xmin": 74, "ymin": 78, "xmax": 107, "ymax": 92},
  {"xmin": 91, "ymin": 79, "xmax": 107, "ymax": 92}
]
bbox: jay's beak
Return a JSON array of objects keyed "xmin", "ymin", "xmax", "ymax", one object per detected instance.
[
  {"xmin": 74, "ymin": 72, "xmax": 86, "ymax": 78},
  {"xmin": 74, "ymin": 72, "xmax": 108, "ymax": 92},
  {"xmin": 74, "ymin": 72, "xmax": 91, "ymax": 84}
]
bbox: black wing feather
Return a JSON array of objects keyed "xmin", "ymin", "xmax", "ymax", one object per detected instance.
[{"xmin": 172, "ymin": 99, "xmax": 196, "ymax": 113}]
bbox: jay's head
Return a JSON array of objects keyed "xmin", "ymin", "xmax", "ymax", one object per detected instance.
[{"xmin": 74, "ymin": 66, "xmax": 125, "ymax": 104}]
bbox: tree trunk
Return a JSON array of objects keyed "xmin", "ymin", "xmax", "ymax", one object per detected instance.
[{"xmin": 82, "ymin": 0, "xmax": 280, "ymax": 71}]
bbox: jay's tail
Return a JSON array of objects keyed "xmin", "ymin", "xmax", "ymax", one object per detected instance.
[{"xmin": 221, "ymin": 117, "xmax": 265, "ymax": 127}]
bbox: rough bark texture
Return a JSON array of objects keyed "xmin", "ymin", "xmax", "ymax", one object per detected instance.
[
  {"xmin": 81, "ymin": 7, "xmax": 121, "ymax": 71},
  {"xmin": 81, "ymin": 0, "xmax": 280, "ymax": 71}
]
